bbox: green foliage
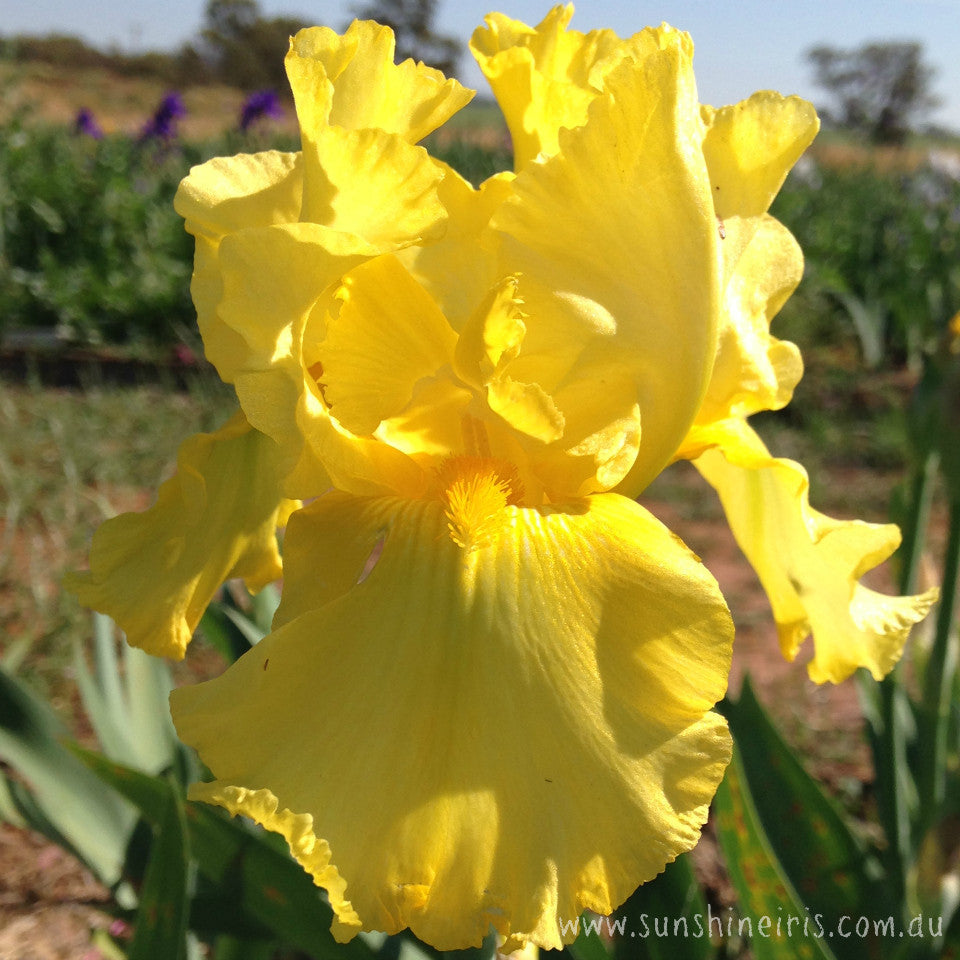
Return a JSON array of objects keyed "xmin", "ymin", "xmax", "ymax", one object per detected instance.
[
  {"xmin": 772, "ymin": 160, "xmax": 960, "ymax": 370},
  {"xmin": 1, "ymin": 90, "xmax": 958, "ymax": 960},
  {"xmin": 720, "ymin": 681, "xmax": 887, "ymax": 958},
  {"xmin": 0, "ymin": 118, "xmax": 509, "ymax": 349},
  {"xmin": 713, "ymin": 755, "xmax": 840, "ymax": 960},
  {"xmin": 0, "ymin": 119, "xmax": 197, "ymax": 346},
  {"xmin": 0, "ymin": 658, "xmax": 136, "ymax": 884}
]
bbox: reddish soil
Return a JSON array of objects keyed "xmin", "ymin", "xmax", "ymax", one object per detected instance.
[{"xmin": 0, "ymin": 824, "xmax": 112, "ymax": 960}]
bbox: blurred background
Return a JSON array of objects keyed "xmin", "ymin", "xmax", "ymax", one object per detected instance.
[{"xmin": 1, "ymin": 1, "xmax": 959, "ymax": 958}]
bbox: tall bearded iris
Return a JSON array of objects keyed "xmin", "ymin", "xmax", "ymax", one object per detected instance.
[{"xmin": 66, "ymin": 5, "xmax": 936, "ymax": 952}]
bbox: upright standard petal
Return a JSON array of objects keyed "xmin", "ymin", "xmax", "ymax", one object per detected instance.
[
  {"xmin": 174, "ymin": 151, "xmax": 303, "ymax": 380},
  {"xmin": 318, "ymin": 255, "xmax": 458, "ymax": 436},
  {"xmin": 470, "ymin": 6, "xmax": 621, "ymax": 169},
  {"xmin": 297, "ymin": 126, "xmax": 448, "ymax": 246},
  {"xmin": 286, "ymin": 21, "xmax": 473, "ymax": 145},
  {"xmin": 690, "ymin": 215, "xmax": 805, "ymax": 429},
  {"xmin": 216, "ymin": 227, "xmax": 425, "ymax": 499},
  {"xmin": 493, "ymin": 37, "xmax": 719, "ymax": 496},
  {"xmin": 693, "ymin": 420, "xmax": 938, "ymax": 683},
  {"xmin": 173, "ymin": 488, "xmax": 732, "ymax": 950},
  {"xmin": 397, "ymin": 167, "xmax": 516, "ymax": 332},
  {"xmin": 701, "ymin": 92, "xmax": 819, "ymax": 221},
  {"xmin": 65, "ymin": 412, "xmax": 294, "ymax": 660},
  {"xmin": 688, "ymin": 93, "xmax": 818, "ymax": 429}
]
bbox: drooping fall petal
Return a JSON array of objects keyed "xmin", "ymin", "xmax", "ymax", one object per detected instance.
[
  {"xmin": 172, "ymin": 488, "xmax": 732, "ymax": 950},
  {"xmin": 65, "ymin": 412, "xmax": 294, "ymax": 660},
  {"xmin": 693, "ymin": 419, "xmax": 938, "ymax": 683}
]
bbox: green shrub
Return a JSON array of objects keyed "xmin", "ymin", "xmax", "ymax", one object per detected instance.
[{"xmin": 772, "ymin": 159, "xmax": 960, "ymax": 369}]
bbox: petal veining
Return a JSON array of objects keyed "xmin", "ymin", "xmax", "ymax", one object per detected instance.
[{"xmin": 172, "ymin": 491, "xmax": 733, "ymax": 949}]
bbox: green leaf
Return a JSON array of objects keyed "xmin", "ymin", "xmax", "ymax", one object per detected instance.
[
  {"xmin": 183, "ymin": 803, "xmax": 377, "ymax": 959},
  {"xmin": 122, "ymin": 642, "xmax": 178, "ymax": 772},
  {"xmin": 248, "ymin": 582, "xmax": 280, "ymax": 635},
  {"xmin": 858, "ymin": 672, "xmax": 918, "ymax": 912},
  {"xmin": 74, "ymin": 745, "xmax": 170, "ymax": 823},
  {"xmin": 0, "ymin": 772, "xmax": 27, "ymax": 827},
  {"xmin": 209, "ymin": 936, "xmax": 276, "ymax": 960},
  {"xmin": 941, "ymin": 900, "xmax": 960, "ymax": 958},
  {"xmin": 563, "ymin": 919, "xmax": 614, "ymax": 960},
  {"xmin": 78, "ymin": 751, "xmax": 377, "ymax": 958},
  {"xmin": 387, "ymin": 928, "xmax": 499, "ymax": 960},
  {"xmin": 714, "ymin": 752, "xmax": 841, "ymax": 960},
  {"xmin": 197, "ymin": 604, "xmax": 252, "ymax": 663},
  {"xmin": 72, "ymin": 613, "xmax": 177, "ymax": 774},
  {"xmin": 129, "ymin": 788, "xmax": 190, "ymax": 960},
  {"xmin": 722, "ymin": 679, "xmax": 891, "ymax": 942},
  {"xmin": 0, "ymin": 665, "xmax": 134, "ymax": 883},
  {"xmin": 219, "ymin": 604, "xmax": 268, "ymax": 647},
  {"xmin": 612, "ymin": 854, "xmax": 714, "ymax": 960}
]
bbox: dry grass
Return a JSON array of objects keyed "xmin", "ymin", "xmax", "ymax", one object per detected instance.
[{"xmin": 0, "ymin": 60, "xmax": 301, "ymax": 140}]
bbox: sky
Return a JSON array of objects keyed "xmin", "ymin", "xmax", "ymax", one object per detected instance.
[{"xmin": 3, "ymin": 0, "xmax": 960, "ymax": 131}]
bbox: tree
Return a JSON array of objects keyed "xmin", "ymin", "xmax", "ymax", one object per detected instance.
[
  {"xmin": 806, "ymin": 41, "xmax": 940, "ymax": 145},
  {"xmin": 199, "ymin": 0, "xmax": 308, "ymax": 90},
  {"xmin": 349, "ymin": 0, "xmax": 462, "ymax": 77}
]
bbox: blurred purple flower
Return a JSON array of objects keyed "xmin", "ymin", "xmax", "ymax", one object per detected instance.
[
  {"xmin": 140, "ymin": 92, "xmax": 187, "ymax": 142},
  {"xmin": 74, "ymin": 107, "xmax": 103, "ymax": 139},
  {"xmin": 239, "ymin": 89, "xmax": 283, "ymax": 132}
]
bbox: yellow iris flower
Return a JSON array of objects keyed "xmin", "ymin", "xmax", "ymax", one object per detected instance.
[{"xmin": 66, "ymin": 5, "xmax": 936, "ymax": 951}]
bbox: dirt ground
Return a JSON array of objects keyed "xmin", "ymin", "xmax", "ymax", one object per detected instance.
[{"xmin": 0, "ymin": 486, "xmax": 881, "ymax": 959}]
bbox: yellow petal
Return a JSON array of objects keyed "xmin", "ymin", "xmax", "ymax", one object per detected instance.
[
  {"xmin": 693, "ymin": 420, "xmax": 938, "ymax": 683},
  {"xmin": 215, "ymin": 226, "xmax": 424, "ymax": 499},
  {"xmin": 399, "ymin": 169, "xmax": 516, "ymax": 334},
  {"xmin": 172, "ymin": 490, "xmax": 732, "ymax": 950},
  {"xmin": 173, "ymin": 151, "xmax": 303, "ymax": 381},
  {"xmin": 470, "ymin": 6, "xmax": 621, "ymax": 170},
  {"xmin": 318, "ymin": 255, "xmax": 458, "ymax": 436},
  {"xmin": 286, "ymin": 21, "xmax": 473, "ymax": 144},
  {"xmin": 452, "ymin": 278, "xmax": 565, "ymax": 445},
  {"xmin": 64, "ymin": 412, "xmax": 293, "ymax": 660},
  {"xmin": 453, "ymin": 274, "xmax": 527, "ymax": 389},
  {"xmin": 175, "ymin": 151, "xmax": 303, "ymax": 239},
  {"xmin": 486, "ymin": 376, "xmax": 565, "ymax": 444},
  {"xmin": 493, "ymin": 38, "xmax": 719, "ymax": 496},
  {"xmin": 693, "ymin": 215, "xmax": 805, "ymax": 427},
  {"xmin": 701, "ymin": 92, "xmax": 819, "ymax": 220},
  {"xmin": 299, "ymin": 126, "xmax": 448, "ymax": 248}
]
